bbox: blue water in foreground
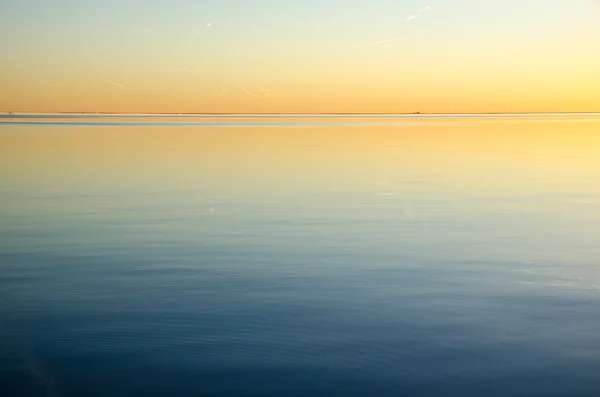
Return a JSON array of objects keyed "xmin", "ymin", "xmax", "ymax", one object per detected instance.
[{"xmin": 1, "ymin": 115, "xmax": 600, "ymax": 396}]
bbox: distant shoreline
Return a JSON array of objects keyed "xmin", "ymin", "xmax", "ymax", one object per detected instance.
[{"xmin": 1, "ymin": 112, "xmax": 599, "ymax": 116}]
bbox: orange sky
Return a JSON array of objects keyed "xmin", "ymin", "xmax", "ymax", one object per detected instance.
[{"xmin": 1, "ymin": 0, "xmax": 599, "ymax": 113}]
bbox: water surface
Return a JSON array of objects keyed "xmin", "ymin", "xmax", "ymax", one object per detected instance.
[{"xmin": 1, "ymin": 114, "xmax": 600, "ymax": 396}]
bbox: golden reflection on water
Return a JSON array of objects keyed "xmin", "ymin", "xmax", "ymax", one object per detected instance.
[
  {"xmin": 1, "ymin": 116, "xmax": 600, "ymax": 288},
  {"xmin": 2, "ymin": 117, "xmax": 600, "ymax": 195}
]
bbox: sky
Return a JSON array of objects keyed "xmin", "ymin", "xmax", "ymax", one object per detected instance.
[{"xmin": 1, "ymin": 0, "xmax": 599, "ymax": 114}]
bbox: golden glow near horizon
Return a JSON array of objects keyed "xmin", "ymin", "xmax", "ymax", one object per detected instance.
[
  {"xmin": 3, "ymin": 118, "xmax": 600, "ymax": 195},
  {"xmin": 1, "ymin": 0, "xmax": 599, "ymax": 114}
]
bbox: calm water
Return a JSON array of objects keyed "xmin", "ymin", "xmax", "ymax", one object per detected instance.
[{"xmin": 1, "ymin": 114, "xmax": 600, "ymax": 396}]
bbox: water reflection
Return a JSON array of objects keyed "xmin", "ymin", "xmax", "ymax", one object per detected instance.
[{"xmin": 1, "ymin": 115, "xmax": 600, "ymax": 396}]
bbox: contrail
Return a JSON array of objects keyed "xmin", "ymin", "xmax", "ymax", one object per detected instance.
[
  {"xmin": 237, "ymin": 84, "xmax": 256, "ymax": 97},
  {"xmin": 196, "ymin": 22, "xmax": 212, "ymax": 35},
  {"xmin": 405, "ymin": 15, "xmax": 418, "ymax": 20},
  {"xmin": 418, "ymin": 5, "xmax": 431, "ymax": 13},
  {"xmin": 374, "ymin": 37, "xmax": 404, "ymax": 44},
  {"xmin": 105, "ymin": 79, "xmax": 126, "ymax": 88},
  {"xmin": 234, "ymin": 83, "xmax": 276, "ymax": 96},
  {"xmin": 256, "ymin": 86, "xmax": 275, "ymax": 93},
  {"xmin": 355, "ymin": 37, "xmax": 404, "ymax": 48}
]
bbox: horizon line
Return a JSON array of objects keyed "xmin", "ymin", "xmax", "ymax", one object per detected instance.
[{"xmin": 2, "ymin": 111, "xmax": 599, "ymax": 116}]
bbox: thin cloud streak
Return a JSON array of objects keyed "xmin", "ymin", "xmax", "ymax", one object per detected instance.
[
  {"xmin": 196, "ymin": 22, "xmax": 212, "ymax": 35},
  {"xmin": 256, "ymin": 86, "xmax": 275, "ymax": 93},
  {"xmin": 104, "ymin": 80, "xmax": 126, "ymax": 88},
  {"xmin": 237, "ymin": 84, "xmax": 256, "ymax": 97},
  {"xmin": 374, "ymin": 37, "xmax": 405, "ymax": 44},
  {"xmin": 354, "ymin": 37, "xmax": 404, "ymax": 48}
]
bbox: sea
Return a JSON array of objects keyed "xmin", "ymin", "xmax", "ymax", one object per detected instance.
[{"xmin": 1, "ymin": 114, "xmax": 600, "ymax": 396}]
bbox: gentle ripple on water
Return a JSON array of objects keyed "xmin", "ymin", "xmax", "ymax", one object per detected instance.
[{"xmin": 1, "ymin": 114, "xmax": 600, "ymax": 396}]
